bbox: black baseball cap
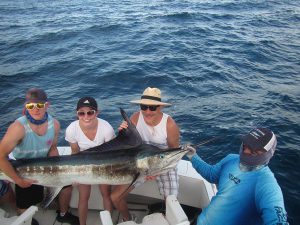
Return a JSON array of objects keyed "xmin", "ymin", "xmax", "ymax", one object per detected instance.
[
  {"xmin": 76, "ymin": 97, "xmax": 98, "ymax": 111},
  {"xmin": 242, "ymin": 127, "xmax": 276, "ymax": 152}
]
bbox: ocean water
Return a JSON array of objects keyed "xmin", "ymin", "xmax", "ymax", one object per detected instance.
[{"xmin": 0, "ymin": 0, "xmax": 299, "ymax": 223}]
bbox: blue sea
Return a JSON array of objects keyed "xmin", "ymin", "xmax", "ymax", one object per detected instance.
[{"xmin": 0, "ymin": 0, "xmax": 299, "ymax": 224}]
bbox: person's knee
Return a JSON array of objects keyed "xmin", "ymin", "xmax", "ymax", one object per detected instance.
[
  {"xmin": 60, "ymin": 185, "xmax": 73, "ymax": 197},
  {"xmin": 79, "ymin": 192, "xmax": 90, "ymax": 202},
  {"xmin": 100, "ymin": 188, "xmax": 110, "ymax": 198},
  {"xmin": 110, "ymin": 191, "xmax": 119, "ymax": 203},
  {"xmin": 81, "ymin": 195, "xmax": 90, "ymax": 202},
  {"xmin": 102, "ymin": 192, "xmax": 111, "ymax": 201}
]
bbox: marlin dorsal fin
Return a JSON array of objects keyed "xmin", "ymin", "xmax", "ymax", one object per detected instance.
[{"xmin": 83, "ymin": 108, "xmax": 142, "ymax": 152}]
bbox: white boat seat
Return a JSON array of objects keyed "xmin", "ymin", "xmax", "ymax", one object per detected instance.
[
  {"xmin": 166, "ymin": 195, "xmax": 188, "ymax": 225},
  {"xmin": 0, "ymin": 206, "xmax": 38, "ymax": 225},
  {"xmin": 99, "ymin": 210, "xmax": 113, "ymax": 225},
  {"xmin": 0, "ymin": 208, "xmax": 9, "ymax": 218}
]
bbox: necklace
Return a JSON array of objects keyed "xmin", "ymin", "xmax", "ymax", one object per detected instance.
[{"xmin": 149, "ymin": 126, "xmax": 156, "ymax": 136}]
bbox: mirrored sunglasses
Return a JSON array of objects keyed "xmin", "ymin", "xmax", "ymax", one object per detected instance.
[
  {"xmin": 77, "ymin": 110, "xmax": 96, "ymax": 117},
  {"xmin": 25, "ymin": 102, "xmax": 46, "ymax": 110},
  {"xmin": 140, "ymin": 105, "xmax": 159, "ymax": 111}
]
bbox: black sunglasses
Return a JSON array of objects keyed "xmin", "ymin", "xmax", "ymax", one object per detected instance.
[{"xmin": 140, "ymin": 105, "xmax": 159, "ymax": 111}]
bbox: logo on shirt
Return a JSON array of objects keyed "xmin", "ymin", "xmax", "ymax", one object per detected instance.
[
  {"xmin": 229, "ymin": 173, "xmax": 240, "ymax": 184},
  {"xmin": 274, "ymin": 206, "xmax": 288, "ymax": 224},
  {"xmin": 46, "ymin": 139, "xmax": 53, "ymax": 146}
]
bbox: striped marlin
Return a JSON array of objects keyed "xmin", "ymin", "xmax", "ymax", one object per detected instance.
[{"xmin": 0, "ymin": 108, "xmax": 188, "ymax": 207}]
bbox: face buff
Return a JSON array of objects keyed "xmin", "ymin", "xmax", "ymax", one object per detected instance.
[
  {"xmin": 239, "ymin": 142, "xmax": 276, "ymax": 171},
  {"xmin": 25, "ymin": 110, "xmax": 48, "ymax": 125}
]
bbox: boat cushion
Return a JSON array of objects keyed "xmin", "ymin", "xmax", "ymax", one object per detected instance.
[
  {"xmin": 118, "ymin": 213, "xmax": 169, "ymax": 225},
  {"xmin": 142, "ymin": 213, "xmax": 169, "ymax": 225}
]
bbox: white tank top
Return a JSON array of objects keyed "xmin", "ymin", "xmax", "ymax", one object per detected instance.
[{"xmin": 136, "ymin": 111, "xmax": 169, "ymax": 149}]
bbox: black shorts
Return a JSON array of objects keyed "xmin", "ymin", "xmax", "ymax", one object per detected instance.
[{"xmin": 15, "ymin": 184, "xmax": 44, "ymax": 209}]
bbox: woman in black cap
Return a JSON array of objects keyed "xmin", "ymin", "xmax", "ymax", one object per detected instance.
[{"xmin": 65, "ymin": 96, "xmax": 115, "ymax": 225}]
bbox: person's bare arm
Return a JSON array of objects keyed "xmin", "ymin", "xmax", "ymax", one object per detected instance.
[
  {"xmin": 130, "ymin": 112, "xmax": 139, "ymax": 126},
  {"xmin": 48, "ymin": 119, "xmax": 60, "ymax": 157},
  {"xmin": 166, "ymin": 116, "xmax": 180, "ymax": 148},
  {"xmin": 0, "ymin": 121, "xmax": 36, "ymax": 187},
  {"xmin": 69, "ymin": 142, "xmax": 80, "ymax": 154}
]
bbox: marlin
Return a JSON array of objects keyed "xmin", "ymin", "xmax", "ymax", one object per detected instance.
[{"xmin": 0, "ymin": 108, "xmax": 188, "ymax": 207}]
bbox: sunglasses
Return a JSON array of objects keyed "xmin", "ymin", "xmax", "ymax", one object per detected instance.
[
  {"xmin": 140, "ymin": 105, "xmax": 159, "ymax": 111},
  {"xmin": 25, "ymin": 102, "xmax": 47, "ymax": 110},
  {"xmin": 77, "ymin": 110, "xmax": 96, "ymax": 117}
]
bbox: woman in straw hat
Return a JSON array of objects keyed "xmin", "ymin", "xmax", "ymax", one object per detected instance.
[{"xmin": 111, "ymin": 87, "xmax": 180, "ymax": 222}]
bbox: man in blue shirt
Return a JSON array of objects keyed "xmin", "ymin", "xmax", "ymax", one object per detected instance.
[{"xmin": 186, "ymin": 127, "xmax": 289, "ymax": 225}]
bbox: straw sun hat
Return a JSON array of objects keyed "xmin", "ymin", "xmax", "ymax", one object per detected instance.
[{"xmin": 130, "ymin": 87, "xmax": 171, "ymax": 106}]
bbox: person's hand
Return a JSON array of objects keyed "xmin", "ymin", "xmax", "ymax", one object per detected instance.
[
  {"xmin": 145, "ymin": 175, "xmax": 157, "ymax": 181},
  {"xmin": 16, "ymin": 177, "xmax": 37, "ymax": 188},
  {"xmin": 183, "ymin": 144, "xmax": 197, "ymax": 160},
  {"xmin": 118, "ymin": 121, "xmax": 128, "ymax": 131}
]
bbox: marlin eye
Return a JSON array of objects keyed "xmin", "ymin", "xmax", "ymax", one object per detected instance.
[{"xmin": 159, "ymin": 154, "xmax": 164, "ymax": 159}]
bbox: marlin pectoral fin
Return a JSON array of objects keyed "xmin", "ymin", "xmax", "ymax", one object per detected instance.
[
  {"xmin": 119, "ymin": 172, "xmax": 141, "ymax": 199},
  {"xmin": 40, "ymin": 187, "xmax": 63, "ymax": 208}
]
